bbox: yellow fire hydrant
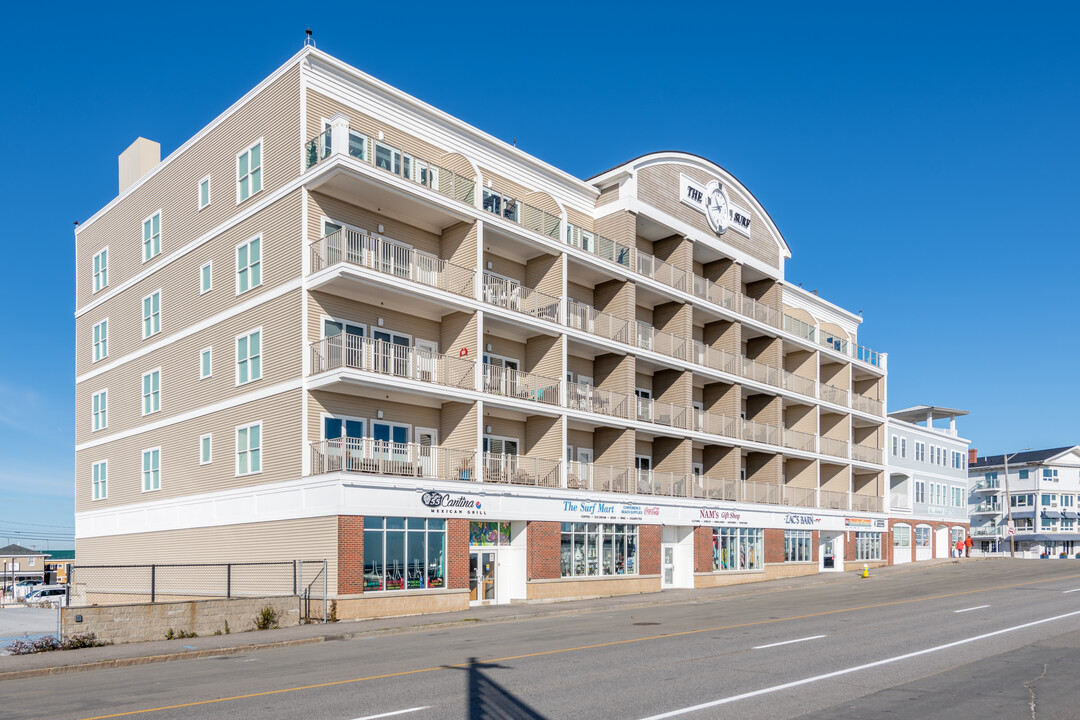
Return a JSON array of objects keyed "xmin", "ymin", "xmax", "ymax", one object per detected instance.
[{"xmin": 862, "ymin": 564, "xmax": 870, "ymax": 579}]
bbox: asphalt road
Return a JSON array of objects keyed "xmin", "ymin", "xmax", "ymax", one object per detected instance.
[{"xmin": 5, "ymin": 560, "xmax": 1080, "ymax": 720}]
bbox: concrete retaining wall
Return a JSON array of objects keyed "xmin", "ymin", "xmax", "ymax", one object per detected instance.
[{"xmin": 62, "ymin": 596, "xmax": 299, "ymax": 644}]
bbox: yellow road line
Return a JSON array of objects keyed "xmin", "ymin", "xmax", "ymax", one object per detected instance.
[{"xmin": 79, "ymin": 571, "xmax": 1080, "ymax": 720}]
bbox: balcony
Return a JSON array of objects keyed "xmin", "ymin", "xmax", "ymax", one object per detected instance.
[
  {"xmin": 782, "ymin": 313, "xmax": 815, "ymax": 342},
  {"xmin": 889, "ymin": 492, "xmax": 910, "ymax": 510},
  {"xmin": 566, "ymin": 300, "xmax": 632, "ymax": 345},
  {"xmin": 693, "ymin": 341, "xmax": 741, "ymax": 376},
  {"xmin": 310, "ymin": 446, "xmax": 884, "ymax": 511},
  {"xmin": 852, "ymin": 444, "xmax": 883, "ymax": 464},
  {"xmin": 782, "ymin": 370, "xmax": 817, "ymax": 398},
  {"xmin": 742, "ymin": 356, "xmax": 782, "ymax": 387},
  {"xmin": 636, "ymin": 396, "xmax": 690, "ymax": 428},
  {"xmin": 820, "ymin": 437, "xmax": 850, "ymax": 460},
  {"xmin": 692, "ymin": 276, "xmax": 738, "ymax": 311},
  {"xmin": 972, "ymin": 526, "xmax": 1002, "ymax": 538},
  {"xmin": 742, "ymin": 419, "xmax": 782, "ymax": 446},
  {"xmin": 972, "ymin": 480, "xmax": 1000, "ymax": 492},
  {"xmin": 851, "ymin": 394, "xmax": 883, "ymax": 416},
  {"xmin": 311, "ymin": 438, "xmax": 475, "ymax": 481},
  {"xmin": 741, "ymin": 294, "xmax": 782, "ymax": 329},
  {"xmin": 782, "ymin": 427, "xmax": 817, "ymax": 453},
  {"xmin": 635, "ymin": 322, "xmax": 691, "ymax": 360},
  {"xmin": 820, "ymin": 383, "xmax": 849, "ymax": 407},
  {"xmin": 481, "ymin": 453, "xmax": 561, "ymax": 488},
  {"xmin": 565, "ymin": 381, "xmax": 631, "ymax": 420},
  {"xmin": 636, "ymin": 250, "xmax": 689, "ymax": 294},
  {"xmin": 972, "ymin": 502, "xmax": 1002, "ymax": 514},
  {"xmin": 481, "ymin": 188, "xmax": 561, "ymax": 242},
  {"xmin": 481, "ymin": 274, "xmax": 561, "ymax": 324},
  {"xmin": 310, "ymin": 335, "xmax": 475, "ymax": 392},
  {"xmin": 311, "ymin": 228, "xmax": 476, "ymax": 299},
  {"xmin": 481, "ymin": 365, "xmax": 561, "ymax": 406}
]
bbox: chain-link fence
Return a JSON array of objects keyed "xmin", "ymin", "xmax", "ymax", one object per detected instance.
[
  {"xmin": 0, "ymin": 606, "xmax": 61, "ymax": 654},
  {"xmin": 68, "ymin": 560, "xmax": 328, "ymax": 621}
]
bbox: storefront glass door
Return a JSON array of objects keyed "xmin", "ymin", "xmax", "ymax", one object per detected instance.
[{"xmin": 469, "ymin": 551, "xmax": 496, "ymax": 604}]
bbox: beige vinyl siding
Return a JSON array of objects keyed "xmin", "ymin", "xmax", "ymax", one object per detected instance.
[
  {"xmin": 77, "ymin": 190, "xmax": 303, "ymax": 377},
  {"xmin": 482, "ymin": 334, "xmax": 526, "ymax": 364},
  {"xmin": 76, "ymin": 289, "xmax": 301, "ymax": 444},
  {"xmin": 308, "ymin": 292, "xmax": 442, "ymax": 350},
  {"xmin": 567, "ymin": 355, "xmax": 594, "ymax": 379},
  {"xmin": 635, "ymin": 373, "xmax": 653, "ymax": 393},
  {"xmin": 526, "ymin": 335, "xmax": 562, "ymax": 379},
  {"xmin": 306, "ymin": 92, "xmax": 448, "ymax": 168},
  {"xmin": 567, "ymin": 282, "xmax": 594, "ymax": 307},
  {"xmin": 635, "ymin": 438, "xmax": 653, "ymax": 457},
  {"xmin": 75, "ymin": 388, "xmax": 302, "ymax": 513},
  {"xmin": 484, "ymin": 254, "xmax": 527, "ymax": 285},
  {"xmin": 308, "ymin": 191, "xmax": 442, "ymax": 258},
  {"xmin": 478, "ymin": 169, "xmax": 533, "ymax": 204},
  {"xmin": 483, "ymin": 416, "xmax": 525, "ymax": 444},
  {"xmin": 76, "ymin": 67, "xmax": 302, "ymax": 310},
  {"xmin": 440, "ymin": 401, "xmax": 477, "ymax": 452},
  {"xmin": 308, "ymin": 390, "xmax": 441, "ymax": 444},
  {"xmin": 76, "ymin": 516, "xmax": 339, "ymax": 590},
  {"xmin": 594, "ymin": 184, "xmax": 619, "ymax": 207},
  {"xmin": 635, "ymin": 164, "xmax": 781, "ymax": 270},
  {"xmin": 566, "ymin": 429, "xmax": 593, "ymax": 451},
  {"xmin": 565, "ymin": 207, "xmax": 594, "ymax": 231},
  {"xmin": 525, "ymin": 416, "xmax": 562, "ymax": 461}
]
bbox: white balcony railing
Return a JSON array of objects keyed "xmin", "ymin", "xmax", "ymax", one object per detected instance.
[
  {"xmin": 782, "ymin": 370, "xmax": 817, "ymax": 398},
  {"xmin": 820, "ymin": 383, "xmax": 849, "ymax": 407},
  {"xmin": 693, "ymin": 341, "xmax": 740, "ymax": 376},
  {"xmin": 482, "ymin": 365, "xmax": 561, "ymax": 406},
  {"xmin": 743, "ymin": 419, "xmax": 782, "ymax": 446},
  {"xmin": 311, "ymin": 229, "xmax": 476, "ymax": 298},
  {"xmin": 566, "ymin": 300, "xmax": 632, "ymax": 344},
  {"xmin": 565, "ymin": 382, "xmax": 630, "ymax": 419},
  {"xmin": 481, "ymin": 453, "xmax": 561, "ymax": 488},
  {"xmin": 482, "ymin": 274, "xmax": 561, "ymax": 323},
  {"xmin": 311, "ymin": 438, "xmax": 475, "ymax": 481},
  {"xmin": 851, "ymin": 494, "xmax": 883, "ymax": 513},
  {"xmin": 852, "ymin": 394, "xmax": 884, "ymax": 416},
  {"xmin": 692, "ymin": 275, "xmax": 739, "ymax": 311},
  {"xmin": 740, "ymin": 294, "xmax": 782, "ymax": 329},
  {"xmin": 742, "ymin": 356, "xmax": 782, "ymax": 388},
  {"xmin": 819, "ymin": 488, "xmax": 850, "ymax": 510},
  {"xmin": 636, "ymin": 250, "xmax": 690, "ymax": 293},
  {"xmin": 311, "ymin": 335, "xmax": 475, "ymax": 390},
  {"xmin": 782, "ymin": 427, "xmax": 817, "ymax": 453},
  {"xmin": 889, "ymin": 492, "xmax": 910, "ymax": 510},
  {"xmin": 820, "ymin": 437, "xmax": 850, "ymax": 459},
  {"xmin": 852, "ymin": 444, "xmax": 883, "ymax": 464}
]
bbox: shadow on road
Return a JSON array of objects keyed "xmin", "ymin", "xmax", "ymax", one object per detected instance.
[{"xmin": 450, "ymin": 656, "xmax": 547, "ymax": 720}]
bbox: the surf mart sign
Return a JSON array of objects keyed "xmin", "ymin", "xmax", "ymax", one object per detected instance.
[{"xmin": 679, "ymin": 174, "xmax": 752, "ymax": 238}]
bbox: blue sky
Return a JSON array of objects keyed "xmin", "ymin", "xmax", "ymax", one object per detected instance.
[{"xmin": 1, "ymin": 1, "xmax": 1077, "ymax": 546}]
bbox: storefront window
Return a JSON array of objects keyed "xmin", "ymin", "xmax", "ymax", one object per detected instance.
[
  {"xmin": 560, "ymin": 523, "xmax": 638, "ymax": 577},
  {"xmin": 856, "ymin": 532, "xmax": 882, "ymax": 561},
  {"xmin": 893, "ymin": 525, "xmax": 910, "ymax": 547},
  {"xmin": 915, "ymin": 526, "xmax": 932, "ymax": 547},
  {"xmin": 363, "ymin": 517, "xmax": 445, "ymax": 591},
  {"xmin": 784, "ymin": 530, "xmax": 812, "ymax": 562},
  {"xmin": 470, "ymin": 522, "xmax": 511, "ymax": 546},
  {"xmin": 713, "ymin": 527, "xmax": 763, "ymax": 571}
]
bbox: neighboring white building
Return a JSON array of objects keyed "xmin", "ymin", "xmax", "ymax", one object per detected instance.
[
  {"xmin": 969, "ymin": 446, "xmax": 1080, "ymax": 558},
  {"xmin": 885, "ymin": 406, "xmax": 971, "ymax": 564}
]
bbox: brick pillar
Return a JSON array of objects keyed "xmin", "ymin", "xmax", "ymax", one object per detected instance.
[
  {"xmin": 447, "ymin": 519, "xmax": 470, "ymax": 589},
  {"xmin": 337, "ymin": 515, "xmax": 364, "ymax": 595},
  {"xmin": 640, "ymin": 525, "xmax": 662, "ymax": 575},
  {"xmin": 765, "ymin": 528, "xmax": 785, "ymax": 564},
  {"xmin": 694, "ymin": 526, "xmax": 714, "ymax": 573},
  {"xmin": 812, "ymin": 531, "xmax": 820, "ymax": 562},
  {"xmin": 528, "ymin": 521, "xmax": 562, "ymax": 580}
]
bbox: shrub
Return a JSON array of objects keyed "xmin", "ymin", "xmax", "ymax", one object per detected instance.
[
  {"xmin": 5, "ymin": 633, "xmax": 110, "ymax": 655},
  {"xmin": 253, "ymin": 605, "xmax": 279, "ymax": 630}
]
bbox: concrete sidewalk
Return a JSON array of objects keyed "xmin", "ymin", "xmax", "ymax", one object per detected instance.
[{"xmin": 0, "ymin": 557, "xmax": 983, "ymax": 681}]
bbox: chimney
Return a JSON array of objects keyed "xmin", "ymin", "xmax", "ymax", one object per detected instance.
[
  {"xmin": 968, "ymin": 448, "xmax": 978, "ymax": 464},
  {"xmin": 118, "ymin": 138, "xmax": 161, "ymax": 194}
]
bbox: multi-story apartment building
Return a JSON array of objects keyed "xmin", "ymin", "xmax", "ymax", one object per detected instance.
[
  {"xmin": 884, "ymin": 406, "xmax": 970, "ymax": 563},
  {"xmin": 969, "ymin": 447, "xmax": 1080, "ymax": 557},
  {"xmin": 74, "ymin": 46, "xmax": 890, "ymax": 618}
]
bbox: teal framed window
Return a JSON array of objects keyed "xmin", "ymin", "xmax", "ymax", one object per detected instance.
[
  {"xmin": 236, "ymin": 422, "xmax": 261, "ymax": 476},
  {"xmin": 200, "ymin": 347, "xmax": 212, "ymax": 379},
  {"xmin": 92, "ymin": 248, "xmax": 108, "ymax": 292},
  {"xmin": 237, "ymin": 140, "xmax": 262, "ymax": 202},
  {"xmin": 92, "ymin": 389, "xmax": 107, "ymax": 431},
  {"xmin": 92, "ymin": 319, "xmax": 108, "ymax": 362},
  {"xmin": 92, "ymin": 461, "xmax": 107, "ymax": 500},
  {"xmin": 236, "ymin": 236, "xmax": 261, "ymax": 294},
  {"xmin": 142, "ymin": 448, "xmax": 161, "ymax": 492},
  {"xmin": 199, "ymin": 175, "xmax": 210, "ymax": 209},
  {"xmin": 236, "ymin": 329, "xmax": 261, "ymax": 385},
  {"xmin": 142, "ymin": 290, "xmax": 161, "ymax": 338},
  {"xmin": 142, "ymin": 369, "xmax": 160, "ymax": 415},
  {"xmin": 142, "ymin": 211, "xmax": 161, "ymax": 262}
]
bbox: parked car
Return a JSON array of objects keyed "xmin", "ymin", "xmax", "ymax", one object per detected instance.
[{"xmin": 24, "ymin": 585, "xmax": 66, "ymax": 607}]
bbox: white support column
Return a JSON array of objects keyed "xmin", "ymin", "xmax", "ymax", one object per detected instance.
[{"xmin": 329, "ymin": 113, "xmax": 350, "ymax": 158}]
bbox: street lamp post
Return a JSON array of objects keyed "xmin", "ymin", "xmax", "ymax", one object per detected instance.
[{"xmin": 1002, "ymin": 448, "xmax": 1030, "ymax": 559}]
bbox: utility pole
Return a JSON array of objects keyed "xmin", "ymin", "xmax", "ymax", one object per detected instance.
[{"xmin": 1002, "ymin": 448, "xmax": 1030, "ymax": 559}]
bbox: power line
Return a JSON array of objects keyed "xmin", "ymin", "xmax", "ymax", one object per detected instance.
[{"xmin": 0, "ymin": 520, "xmax": 74, "ymax": 529}]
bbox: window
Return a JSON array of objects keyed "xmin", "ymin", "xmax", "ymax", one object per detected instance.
[
  {"xmin": 199, "ymin": 175, "xmax": 210, "ymax": 210},
  {"xmin": 92, "ymin": 461, "xmax": 107, "ymax": 500},
  {"xmin": 1019, "ymin": 469, "xmax": 1029, "ymax": 479},
  {"xmin": 893, "ymin": 525, "xmax": 911, "ymax": 547},
  {"xmin": 142, "ymin": 290, "xmax": 161, "ymax": 338},
  {"xmin": 92, "ymin": 248, "xmax": 108, "ymax": 293},
  {"xmin": 1016, "ymin": 518, "xmax": 1034, "ymax": 531},
  {"xmin": 236, "ymin": 329, "xmax": 261, "ymax": 385},
  {"xmin": 142, "ymin": 448, "xmax": 161, "ymax": 492},
  {"xmin": 92, "ymin": 390, "xmax": 107, "ymax": 431},
  {"xmin": 200, "ymin": 434, "xmax": 212, "ymax": 465},
  {"xmin": 892, "ymin": 436, "xmax": 898, "ymax": 456},
  {"xmin": 915, "ymin": 442, "xmax": 925, "ymax": 462},
  {"xmin": 482, "ymin": 187, "xmax": 520, "ymax": 223},
  {"xmin": 1042, "ymin": 516, "xmax": 1057, "ymax": 531},
  {"xmin": 713, "ymin": 527, "xmax": 763, "ymax": 571},
  {"xmin": 92, "ymin": 319, "xmax": 108, "ymax": 362},
  {"xmin": 142, "ymin": 211, "xmax": 161, "ymax": 261},
  {"xmin": 914, "ymin": 481, "xmax": 926, "ymax": 504},
  {"xmin": 561, "ymin": 523, "xmax": 639, "ymax": 577},
  {"xmin": 200, "ymin": 262, "xmax": 212, "ymax": 294},
  {"xmin": 236, "ymin": 236, "xmax": 261, "ymax": 294},
  {"xmin": 237, "ymin": 140, "xmax": 262, "ymax": 202},
  {"xmin": 375, "ymin": 142, "xmax": 402, "ymax": 175},
  {"xmin": 363, "ymin": 517, "xmax": 446, "ymax": 590},
  {"xmin": 915, "ymin": 526, "xmax": 931, "ymax": 547},
  {"xmin": 784, "ymin": 530, "xmax": 812, "ymax": 562},
  {"xmin": 952, "ymin": 487, "xmax": 964, "ymax": 507},
  {"xmin": 1043, "ymin": 468, "xmax": 1059, "ymax": 482},
  {"xmin": 1011, "ymin": 493, "xmax": 1035, "ymax": 508},
  {"xmin": 236, "ymin": 422, "xmax": 261, "ymax": 476},
  {"xmin": 901, "ymin": 438, "xmax": 907, "ymax": 458},
  {"xmin": 1063, "ymin": 496, "xmax": 1075, "ymax": 508},
  {"xmin": 200, "ymin": 347, "xmax": 212, "ymax": 379},
  {"xmin": 142, "ymin": 369, "xmax": 161, "ymax": 415},
  {"xmin": 1042, "ymin": 494, "xmax": 1057, "ymax": 507},
  {"xmin": 856, "ymin": 532, "xmax": 882, "ymax": 560}
]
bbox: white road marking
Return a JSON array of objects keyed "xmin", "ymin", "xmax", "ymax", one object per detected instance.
[
  {"xmin": 1063, "ymin": 588, "xmax": 1080, "ymax": 594},
  {"xmin": 752, "ymin": 635, "xmax": 826, "ymax": 650},
  {"xmin": 638, "ymin": 609, "xmax": 1080, "ymax": 720},
  {"xmin": 350, "ymin": 708, "xmax": 429, "ymax": 720},
  {"xmin": 954, "ymin": 605, "xmax": 990, "ymax": 613}
]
